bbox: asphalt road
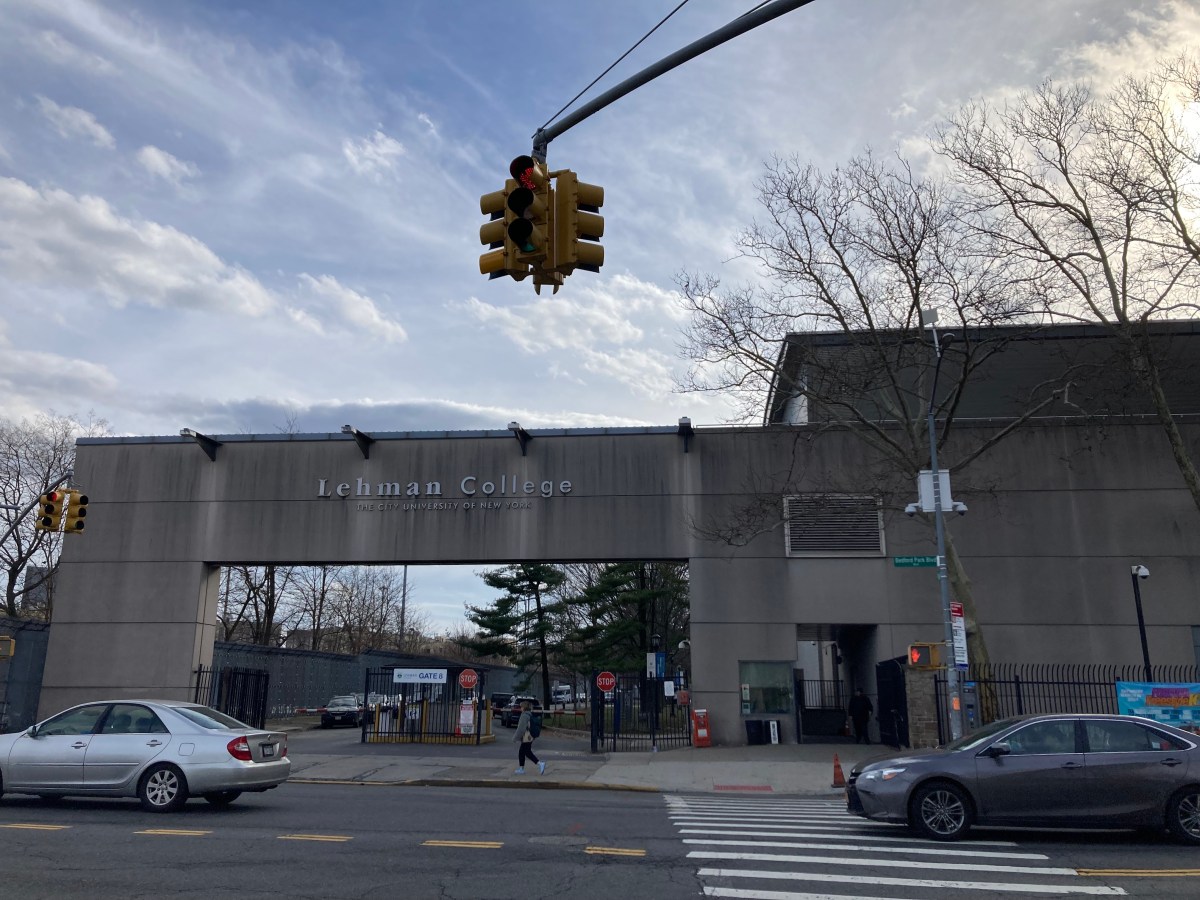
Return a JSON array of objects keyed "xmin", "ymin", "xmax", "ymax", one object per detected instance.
[{"xmin": 3, "ymin": 754, "xmax": 1200, "ymax": 900}]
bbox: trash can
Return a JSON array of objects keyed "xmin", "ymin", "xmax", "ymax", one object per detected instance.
[{"xmin": 745, "ymin": 719, "xmax": 765, "ymax": 745}]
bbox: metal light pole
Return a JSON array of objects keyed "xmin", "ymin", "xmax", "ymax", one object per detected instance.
[
  {"xmin": 923, "ymin": 312, "xmax": 963, "ymax": 742},
  {"xmin": 1130, "ymin": 565, "xmax": 1152, "ymax": 682}
]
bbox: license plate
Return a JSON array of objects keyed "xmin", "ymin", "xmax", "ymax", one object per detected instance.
[{"xmin": 261, "ymin": 743, "xmax": 275, "ymax": 758}]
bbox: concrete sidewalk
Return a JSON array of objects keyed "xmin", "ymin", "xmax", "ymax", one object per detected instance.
[{"xmin": 280, "ymin": 721, "xmax": 888, "ymax": 796}]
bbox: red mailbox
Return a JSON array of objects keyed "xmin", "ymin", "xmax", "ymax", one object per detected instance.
[{"xmin": 691, "ymin": 708, "xmax": 711, "ymax": 748}]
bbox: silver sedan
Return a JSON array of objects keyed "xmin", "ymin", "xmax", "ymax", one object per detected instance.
[
  {"xmin": 848, "ymin": 713, "xmax": 1200, "ymax": 843},
  {"xmin": 0, "ymin": 699, "xmax": 290, "ymax": 812}
]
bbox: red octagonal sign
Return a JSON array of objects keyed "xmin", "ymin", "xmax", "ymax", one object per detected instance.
[
  {"xmin": 458, "ymin": 668, "xmax": 478, "ymax": 690},
  {"xmin": 596, "ymin": 671, "xmax": 617, "ymax": 692}
]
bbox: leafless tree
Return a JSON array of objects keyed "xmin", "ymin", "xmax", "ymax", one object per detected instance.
[
  {"xmin": 677, "ymin": 152, "xmax": 1071, "ymax": 673},
  {"xmin": 287, "ymin": 564, "xmax": 344, "ymax": 650},
  {"xmin": 937, "ymin": 55, "xmax": 1200, "ymax": 513},
  {"xmin": 0, "ymin": 412, "xmax": 108, "ymax": 619},
  {"xmin": 218, "ymin": 564, "xmax": 300, "ymax": 646}
]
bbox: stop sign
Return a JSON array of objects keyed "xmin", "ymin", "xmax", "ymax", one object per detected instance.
[
  {"xmin": 596, "ymin": 671, "xmax": 617, "ymax": 692},
  {"xmin": 458, "ymin": 668, "xmax": 478, "ymax": 690}
]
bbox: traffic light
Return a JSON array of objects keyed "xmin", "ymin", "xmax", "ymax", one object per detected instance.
[
  {"xmin": 479, "ymin": 180, "xmax": 529, "ymax": 281},
  {"xmin": 506, "ymin": 155, "xmax": 553, "ymax": 268},
  {"xmin": 908, "ymin": 642, "xmax": 942, "ymax": 668},
  {"xmin": 34, "ymin": 490, "xmax": 65, "ymax": 532},
  {"xmin": 63, "ymin": 490, "xmax": 89, "ymax": 535},
  {"xmin": 553, "ymin": 170, "xmax": 604, "ymax": 275}
]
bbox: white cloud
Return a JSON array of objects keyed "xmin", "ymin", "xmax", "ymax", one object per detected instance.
[
  {"xmin": 35, "ymin": 95, "xmax": 115, "ymax": 148},
  {"xmin": 295, "ymin": 274, "xmax": 408, "ymax": 343},
  {"xmin": 0, "ymin": 176, "xmax": 272, "ymax": 314},
  {"xmin": 136, "ymin": 145, "xmax": 200, "ymax": 185},
  {"xmin": 26, "ymin": 29, "xmax": 115, "ymax": 74},
  {"xmin": 342, "ymin": 129, "xmax": 405, "ymax": 180}
]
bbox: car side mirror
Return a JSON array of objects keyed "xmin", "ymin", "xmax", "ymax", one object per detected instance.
[
  {"xmin": 983, "ymin": 741, "xmax": 1011, "ymax": 758},
  {"xmin": 26, "ymin": 724, "xmax": 39, "ymax": 738}
]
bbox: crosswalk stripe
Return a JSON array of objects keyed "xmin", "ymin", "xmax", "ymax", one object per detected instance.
[
  {"xmin": 689, "ymin": 850, "xmax": 1076, "ymax": 877},
  {"xmin": 682, "ymin": 838, "xmax": 1047, "ymax": 859},
  {"xmin": 677, "ymin": 827, "xmax": 1018, "ymax": 847},
  {"xmin": 696, "ymin": 867, "xmax": 1127, "ymax": 895},
  {"xmin": 702, "ymin": 889, "xmax": 935, "ymax": 900}
]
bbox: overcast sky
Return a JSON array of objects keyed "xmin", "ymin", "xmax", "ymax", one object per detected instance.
[{"xmin": 3, "ymin": 0, "xmax": 1198, "ymax": 630}]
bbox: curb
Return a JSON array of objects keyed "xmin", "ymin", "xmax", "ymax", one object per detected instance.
[{"xmin": 287, "ymin": 777, "xmax": 659, "ymax": 792}]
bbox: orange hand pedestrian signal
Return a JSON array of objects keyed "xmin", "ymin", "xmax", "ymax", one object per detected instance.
[{"xmin": 908, "ymin": 643, "xmax": 940, "ymax": 668}]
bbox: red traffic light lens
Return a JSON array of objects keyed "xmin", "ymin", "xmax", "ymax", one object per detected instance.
[{"xmin": 509, "ymin": 155, "xmax": 538, "ymax": 189}]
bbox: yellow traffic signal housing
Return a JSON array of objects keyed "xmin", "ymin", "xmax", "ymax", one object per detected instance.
[
  {"xmin": 908, "ymin": 642, "xmax": 942, "ymax": 668},
  {"xmin": 506, "ymin": 155, "xmax": 553, "ymax": 268},
  {"xmin": 553, "ymin": 170, "xmax": 604, "ymax": 275},
  {"xmin": 479, "ymin": 180, "xmax": 529, "ymax": 282},
  {"xmin": 34, "ymin": 490, "xmax": 65, "ymax": 532},
  {"xmin": 64, "ymin": 489, "xmax": 89, "ymax": 535}
]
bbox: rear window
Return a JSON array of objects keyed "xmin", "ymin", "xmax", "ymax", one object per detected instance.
[{"xmin": 173, "ymin": 705, "xmax": 250, "ymax": 730}]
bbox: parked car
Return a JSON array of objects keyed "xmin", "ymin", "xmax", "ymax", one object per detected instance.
[
  {"xmin": 489, "ymin": 692, "xmax": 513, "ymax": 718},
  {"xmin": 320, "ymin": 695, "xmax": 362, "ymax": 728},
  {"xmin": 847, "ymin": 712, "xmax": 1200, "ymax": 843},
  {"xmin": 551, "ymin": 685, "xmax": 573, "ymax": 704},
  {"xmin": 501, "ymin": 696, "xmax": 542, "ymax": 728},
  {"xmin": 0, "ymin": 699, "xmax": 289, "ymax": 812}
]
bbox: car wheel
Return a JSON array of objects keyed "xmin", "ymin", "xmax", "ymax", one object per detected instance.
[
  {"xmin": 910, "ymin": 781, "xmax": 973, "ymax": 841},
  {"xmin": 138, "ymin": 763, "xmax": 189, "ymax": 812},
  {"xmin": 202, "ymin": 790, "xmax": 242, "ymax": 807},
  {"xmin": 1166, "ymin": 787, "xmax": 1200, "ymax": 844}
]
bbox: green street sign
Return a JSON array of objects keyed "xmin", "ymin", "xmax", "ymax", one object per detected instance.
[{"xmin": 893, "ymin": 555, "xmax": 937, "ymax": 568}]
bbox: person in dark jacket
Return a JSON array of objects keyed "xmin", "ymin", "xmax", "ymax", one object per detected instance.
[
  {"xmin": 847, "ymin": 688, "xmax": 874, "ymax": 744},
  {"xmin": 512, "ymin": 700, "xmax": 546, "ymax": 775}
]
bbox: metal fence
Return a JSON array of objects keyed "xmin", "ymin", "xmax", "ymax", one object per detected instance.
[
  {"xmin": 0, "ymin": 616, "xmax": 50, "ymax": 733},
  {"xmin": 194, "ymin": 664, "xmax": 270, "ymax": 728},
  {"xmin": 935, "ymin": 663, "xmax": 1200, "ymax": 743},
  {"xmin": 590, "ymin": 672, "xmax": 692, "ymax": 752}
]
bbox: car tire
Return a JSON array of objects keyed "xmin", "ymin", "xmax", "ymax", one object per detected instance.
[
  {"xmin": 138, "ymin": 763, "xmax": 189, "ymax": 812},
  {"xmin": 910, "ymin": 781, "xmax": 973, "ymax": 841},
  {"xmin": 1166, "ymin": 787, "xmax": 1200, "ymax": 844},
  {"xmin": 202, "ymin": 790, "xmax": 242, "ymax": 807}
]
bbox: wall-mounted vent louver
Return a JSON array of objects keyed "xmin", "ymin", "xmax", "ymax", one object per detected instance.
[{"xmin": 783, "ymin": 495, "xmax": 884, "ymax": 556}]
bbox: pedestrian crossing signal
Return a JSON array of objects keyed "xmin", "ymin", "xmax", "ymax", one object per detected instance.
[{"xmin": 908, "ymin": 642, "xmax": 941, "ymax": 668}]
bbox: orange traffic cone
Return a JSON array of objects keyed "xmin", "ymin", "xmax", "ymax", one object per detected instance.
[{"xmin": 831, "ymin": 753, "xmax": 846, "ymax": 789}]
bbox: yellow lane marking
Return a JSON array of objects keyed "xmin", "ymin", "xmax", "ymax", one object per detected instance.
[
  {"xmin": 423, "ymin": 840, "xmax": 504, "ymax": 849},
  {"xmin": 1079, "ymin": 869, "xmax": 1200, "ymax": 877},
  {"xmin": 135, "ymin": 829, "xmax": 212, "ymax": 836},
  {"xmin": 0, "ymin": 824, "xmax": 71, "ymax": 831},
  {"xmin": 584, "ymin": 846, "xmax": 646, "ymax": 857},
  {"xmin": 278, "ymin": 833, "xmax": 353, "ymax": 843}
]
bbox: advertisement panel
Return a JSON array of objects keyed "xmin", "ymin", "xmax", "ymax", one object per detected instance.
[{"xmin": 1115, "ymin": 681, "xmax": 1200, "ymax": 734}]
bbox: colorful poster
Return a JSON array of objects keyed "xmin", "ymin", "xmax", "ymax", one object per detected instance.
[{"xmin": 1115, "ymin": 682, "xmax": 1200, "ymax": 733}]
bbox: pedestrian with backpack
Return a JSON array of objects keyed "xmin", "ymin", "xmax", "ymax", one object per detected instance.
[{"xmin": 512, "ymin": 700, "xmax": 546, "ymax": 775}]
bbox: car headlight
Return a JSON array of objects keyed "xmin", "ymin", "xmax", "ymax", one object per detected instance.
[{"xmin": 861, "ymin": 767, "xmax": 907, "ymax": 782}]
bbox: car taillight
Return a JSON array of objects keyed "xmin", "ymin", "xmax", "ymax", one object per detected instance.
[
  {"xmin": 227, "ymin": 736, "xmax": 252, "ymax": 761},
  {"xmin": 281, "ymin": 735, "xmax": 288, "ymax": 758}
]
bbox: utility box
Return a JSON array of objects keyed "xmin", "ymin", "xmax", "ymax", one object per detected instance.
[
  {"xmin": 691, "ymin": 708, "xmax": 711, "ymax": 747},
  {"xmin": 0, "ymin": 635, "xmax": 14, "ymax": 659}
]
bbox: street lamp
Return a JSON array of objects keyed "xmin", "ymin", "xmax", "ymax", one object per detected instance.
[
  {"xmin": 921, "ymin": 309, "xmax": 964, "ymax": 742},
  {"xmin": 1130, "ymin": 565, "xmax": 1152, "ymax": 682}
]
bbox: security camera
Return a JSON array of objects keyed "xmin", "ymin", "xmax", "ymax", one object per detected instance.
[
  {"xmin": 952, "ymin": 501, "xmax": 968, "ymax": 516},
  {"xmin": 1133, "ymin": 565, "xmax": 1150, "ymax": 580},
  {"xmin": 678, "ymin": 640, "xmax": 691, "ymax": 650},
  {"xmin": 904, "ymin": 503, "xmax": 919, "ymax": 517}
]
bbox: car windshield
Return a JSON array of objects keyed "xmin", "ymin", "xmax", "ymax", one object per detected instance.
[
  {"xmin": 943, "ymin": 717, "xmax": 1022, "ymax": 752},
  {"xmin": 328, "ymin": 696, "xmax": 357, "ymax": 707},
  {"xmin": 173, "ymin": 704, "xmax": 251, "ymax": 730}
]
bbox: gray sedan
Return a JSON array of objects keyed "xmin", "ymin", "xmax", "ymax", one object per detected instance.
[
  {"xmin": 848, "ymin": 713, "xmax": 1200, "ymax": 842},
  {"xmin": 0, "ymin": 699, "xmax": 290, "ymax": 812}
]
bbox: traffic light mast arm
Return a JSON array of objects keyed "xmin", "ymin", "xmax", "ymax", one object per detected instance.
[
  {"xmin": 531, "ymin": 0, "xmax": 818, "ymax": 159},
  {"xmin": 0, "ymin": 469, "xmax": 73, "ymax": 546}
]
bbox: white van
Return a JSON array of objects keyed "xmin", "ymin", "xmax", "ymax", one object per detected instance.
[{"xmin": 551, "ymin": 685, "xmax": 573, "ymax": 703}]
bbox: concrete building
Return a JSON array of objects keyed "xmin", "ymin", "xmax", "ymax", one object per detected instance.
[{"xmin": 39, "ymin": 324, "xmax": 1200, "ymax": 745}]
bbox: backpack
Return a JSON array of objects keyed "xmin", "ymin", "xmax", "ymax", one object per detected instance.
[{"xmin": 528, "ymin": 713, "xmax": 542, "ymax": 738}]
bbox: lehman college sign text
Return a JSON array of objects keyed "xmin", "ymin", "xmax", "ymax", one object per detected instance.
[{"xmin": 316, "ymin": 473, "xmax": 574, "ymax": 513}]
